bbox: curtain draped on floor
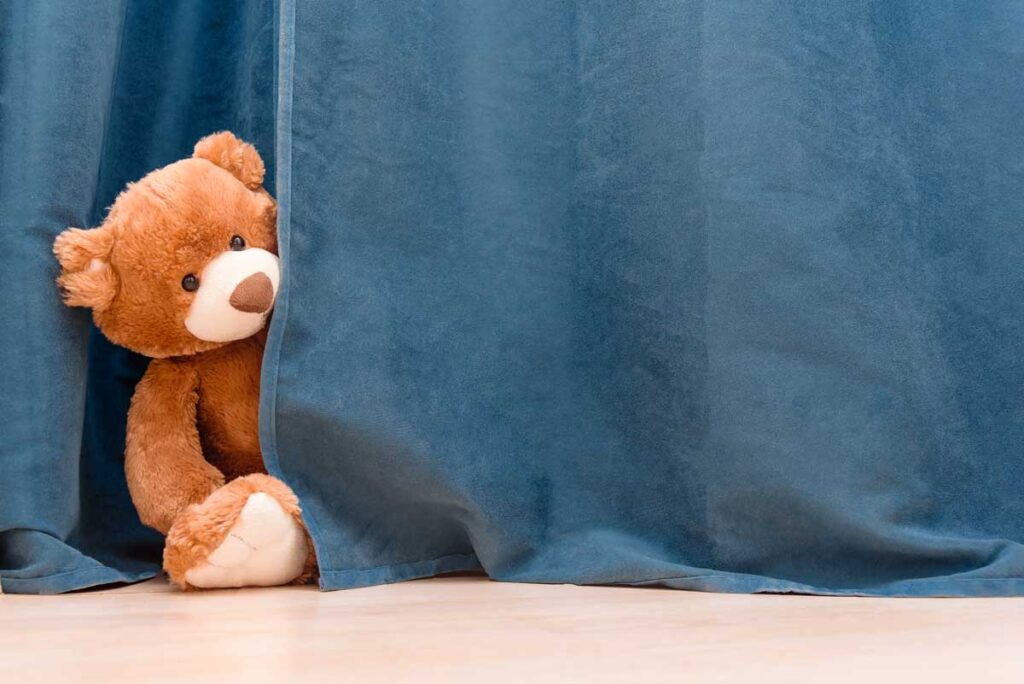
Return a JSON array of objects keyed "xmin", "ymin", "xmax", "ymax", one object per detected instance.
[{"xmin": 3, "ymin": 0, "xmax": 1023, "ymax": 595}]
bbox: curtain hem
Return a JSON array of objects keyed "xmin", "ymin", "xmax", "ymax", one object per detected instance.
[
  {"xmin": 0, "ymin": 567, "xmax": 156, "ymax": 596},
  {"xmin": 318, "ymin": 553, "xmax": 482, "ymax": 591}
]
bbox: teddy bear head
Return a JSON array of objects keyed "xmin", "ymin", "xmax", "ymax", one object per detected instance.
[{"xmin": 54, "ymin": 132, "xmax": 280, "ymax": 359}]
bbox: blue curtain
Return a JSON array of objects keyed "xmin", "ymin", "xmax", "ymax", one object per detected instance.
[
  {"xmin": 3, "ymin": 1, "xmax": 1023, "ymax": 596},
  {"xmin": 0, "ymin": 0, "xmax": 276, "ymax": 593}
]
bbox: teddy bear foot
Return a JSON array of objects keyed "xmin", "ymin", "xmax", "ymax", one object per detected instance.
[
  {"xmin": 163, "ymin": 474, "xmax": 312, "ymax": 590},
  {"xmin": 184, "ymin": 492, "xmax": 307, "ymax": 588}
]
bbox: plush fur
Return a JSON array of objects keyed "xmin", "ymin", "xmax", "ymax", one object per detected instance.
[
  {"xmin": 164, "ymin": 474, "xmax": 317, "ymax": 588},
  {"xmin": 54, "ymin": 138, "xmax": 277, "ymax": 358},
  {"xmin": 54, "ymin": 132, "xmax": 315, "ymax": 590}
]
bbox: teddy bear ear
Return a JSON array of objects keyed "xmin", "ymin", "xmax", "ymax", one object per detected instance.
[
  {"xmin": 193, "ymin": 131, "xmax": 266, "ymax": 190},
  {"xmin": 53, "ymin": 226, "xmax": 118, "ymax": 310}
]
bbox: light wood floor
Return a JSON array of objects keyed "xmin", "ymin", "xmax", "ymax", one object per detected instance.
[{"xmin": 3, "ymin": 575, "xmax": 1023, "ymax": 683}]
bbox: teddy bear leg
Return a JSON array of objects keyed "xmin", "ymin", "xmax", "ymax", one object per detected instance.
[{"xmin": 163, "ymin": 473, "xmax": 316, "ymax": 590}]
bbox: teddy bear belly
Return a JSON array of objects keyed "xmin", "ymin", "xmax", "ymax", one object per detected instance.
[
  {"xmin": 197, "ymin": 403, "xmax": 266, "ymax": 481},
  {"xmin": 194, "ymin": 336, "xmax": 268, "ymax": 480},
  {"xmin": 203, "ymin": 441, "xmax": 266, "ymax": 481}
]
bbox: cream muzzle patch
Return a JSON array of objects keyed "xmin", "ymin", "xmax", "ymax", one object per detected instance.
[{"xmin": 185, "ymin": 248, "xmax": 280, "ymax": 342}]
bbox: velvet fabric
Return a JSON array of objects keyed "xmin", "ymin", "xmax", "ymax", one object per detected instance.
[
  {"xmin": 1, "ymin": 0, "xmax": 275, "ymax": 593},
  {"xmin": 3, "ymin": 1, "xmax": 1024, "ymax": 595}
]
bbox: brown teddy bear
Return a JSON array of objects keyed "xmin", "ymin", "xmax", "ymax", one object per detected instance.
[{"xmin": 53, "ymin": 132, "xmax": 316, "ymax": 589}]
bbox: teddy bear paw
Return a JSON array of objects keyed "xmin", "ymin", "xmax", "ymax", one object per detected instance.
[{"xmin": 183, "ymin": 492, "xmax": 307, "ymax": 589}]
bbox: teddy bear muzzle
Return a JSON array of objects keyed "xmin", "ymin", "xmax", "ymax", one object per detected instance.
[{"xmin": 184, "ymin": 248, "xmax": 280, "ymax": 343}]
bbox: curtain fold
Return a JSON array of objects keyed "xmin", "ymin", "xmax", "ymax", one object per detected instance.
[
  {"xmin": 267, "ymin": 0, "xmax": 1024, "ymax": 596},
  {"xmin": 3, "ymin": 1, "xmax": 1023, "ymax": 596},
  {"xmin": 0, "ymin": 0, "xmax": 276, "ymax": 594}
]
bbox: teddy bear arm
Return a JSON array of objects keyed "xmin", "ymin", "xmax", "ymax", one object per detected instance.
[{"xmin": 125, "ymin": 358, "xmax": 225, "ymax": 534}]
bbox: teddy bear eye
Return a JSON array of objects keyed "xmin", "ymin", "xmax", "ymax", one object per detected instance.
[
  {"xmin": 230, "ymin": 235, "xmax": 246, "ymax": 251},
  {"xmin": 181, "ymin": 274, "xmax": 200, "ymax": 292}
]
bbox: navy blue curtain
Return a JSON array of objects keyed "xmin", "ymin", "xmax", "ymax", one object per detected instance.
[{"xmin": 3, "ymin": 1, "xmax": 1023, "ymax": 595}]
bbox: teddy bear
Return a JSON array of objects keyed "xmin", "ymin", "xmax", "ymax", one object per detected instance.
[{"xmin": 53, "ymin": 132, "xmax": 316, "ymax": 589}]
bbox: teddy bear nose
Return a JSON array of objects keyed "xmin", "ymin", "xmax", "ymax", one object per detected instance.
[{"xmin": 229, "ymin": 272, "xmax": 274, "ymax": 314}]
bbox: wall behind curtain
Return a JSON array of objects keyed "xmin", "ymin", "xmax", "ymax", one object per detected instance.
[{"xmin": 0, "ymin": 0, "xmax": 275, "ymax": 593}]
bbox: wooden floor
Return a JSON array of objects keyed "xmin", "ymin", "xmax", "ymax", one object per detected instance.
[{"xmin": 4, "ymin": 575, "xmax": 1024, "ymax": 683}]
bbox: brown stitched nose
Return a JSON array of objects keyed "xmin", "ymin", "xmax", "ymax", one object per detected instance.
[{"xmin": 229, "ymin": 272, "xmax": 274, "ymax": 313}]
